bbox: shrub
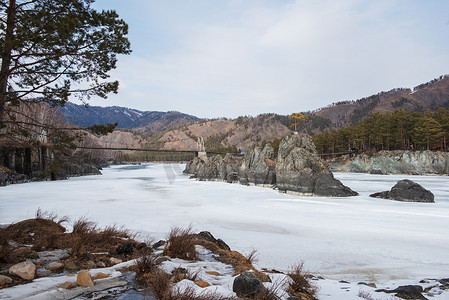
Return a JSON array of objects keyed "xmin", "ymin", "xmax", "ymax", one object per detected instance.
[
  {"xmin": 136, "ymin": 252, "xmax": 158, "ymax": 278},
  {"xmin": 287, "ymin": 263, "xmax": 318, "ymax": 298},
  {"xmin": 163, "ymin": 225, "xmax": 197, "ymax": 260}
]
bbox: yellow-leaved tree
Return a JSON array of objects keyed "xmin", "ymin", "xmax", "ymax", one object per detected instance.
[{"xmin": 288, "ymin": 113, "xmax": 308, "ymax": 132}]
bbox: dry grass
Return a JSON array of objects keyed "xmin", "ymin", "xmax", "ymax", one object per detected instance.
[
  {"xmin": 358, "ymin": 290, "xmax": 383, "ymax": 300},
  {"xmin": 71, "ymin": 216, "xmax": 98, "ymax": 255},
  {"xmin": 70, "ymin": 216, "xmax": 137, "ymax": 257},
  {"xmin": 163, "ymin": 225, "xmax": 197, "ymax": 260},
  {"xmin": 287, "ymin": 263, "xmax": 318, "ymax": 299},
  {"xmin": 72, "ymin": 215, "xmax": 97, "ymax": 235},
  {"xmin": 35, "ymin": 208, "xmax": 69, "ymax": 225},
  {"xmin": 144, "ymin": 268, "xmax": 172, "ymax": 299},
  {"xmin": 253, "ymin": 276, "xmax": 288, "ymax": 300},
  {"xmin": 101, "ymin": 223, "xmax": 133, "ymax": 240},
  {"xmin": 136, "ymin": 252, "xmax": 158, "ymax": 277},
  {"xmin": 244, "ymin": 247, "xmax": 259, "ymax": 265},
  {"xmin": 169, "ymin": 286, "xmax": 239, "ymax": 300}
]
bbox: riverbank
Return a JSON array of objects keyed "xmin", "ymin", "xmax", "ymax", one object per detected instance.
[
  {"xmin": 1, "ymin": 215, "xmax": 447, "ymax": 299},
  {"xmin": 328, "ymin": 150, "xmax": 449, "ymax": 175},
  {"xmin": 1, "ymin": 164, "xmax": 448, "ymax": 299}
]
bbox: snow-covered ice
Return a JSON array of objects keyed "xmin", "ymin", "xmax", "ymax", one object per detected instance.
[{"xmin": 1, "ymin": 163, "xmax": 449, "ymax": 298}]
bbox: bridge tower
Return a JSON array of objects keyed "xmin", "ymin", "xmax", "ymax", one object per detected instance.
[{"xmin": 196, "ymin": 136, "xmax": 207, "ymax": 161}]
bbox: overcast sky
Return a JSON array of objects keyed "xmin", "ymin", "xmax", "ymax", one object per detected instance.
[{"xmin": 87, "ymin": 0, "xmax": 449, "ymax": 118}]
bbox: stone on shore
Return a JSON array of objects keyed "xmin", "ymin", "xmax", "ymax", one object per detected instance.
[
  {"xmin": 0, "ymin": 275, "xmax": 13, "ymax": 286},
  {"xmin": 58, "ymin": 281, "xmax": 76, "ymax": 289},
  {"xmin": 93, "ymin": 272, "xmax": 110, "ymax": 280},
  {"xmin": 76, "ymin": 270, "xmax": 94, "ymax": 287},
  {"xmin": 233, "ymin": 271, "xmax": 263, "ymax": 298},
  {"xmin": 9, "ymin": 261, "xmax": 36, "ymax": 280},
  {"xmin": 109, "ymin": 257, "xmax": 123, "ymax": 265},
  {"xmin": 45, "ymin": 261, "xmax": 64, "ymax": 272}
]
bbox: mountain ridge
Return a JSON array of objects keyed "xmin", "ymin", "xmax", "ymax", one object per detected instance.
[{"xmin": 62, "ymin": 75, "xmax": 449, "ymax": 152}]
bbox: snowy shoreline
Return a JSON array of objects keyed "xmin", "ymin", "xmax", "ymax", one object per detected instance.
[{"xmin": 1, "ymin": 164, "xmax": 449, "ymax": 298}]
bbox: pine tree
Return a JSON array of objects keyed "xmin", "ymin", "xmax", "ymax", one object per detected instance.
[{"xmin": 0, "ymin": 0, "xmax": 131, "ymax": 141}]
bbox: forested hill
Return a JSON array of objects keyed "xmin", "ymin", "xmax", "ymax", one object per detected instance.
[
  {"xmin": 300, "ymin": 75, "xmax": 449, "ymax": 134},
  {"xmin": 60, "ymin": 102, "xmax": 201, "ymax": 134}
]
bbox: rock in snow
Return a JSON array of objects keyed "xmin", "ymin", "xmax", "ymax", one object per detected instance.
[
  {"xmin": 9, "ymin": 261, "xmax": 36, "ymax": 281},
  {"xmin": 370, "ymin": 179, "xmax": 435, "ymax": 203},
  {"xmin": 233, "ymin": 271, "xmax": 264, "ymax": 298},
  {"xmin": 185, "ymin": 134, "xmax": 358, "ymax": 197},
  {"xmin": 76, "ymin": 270, "xmax": 94, "ymax": 287}
]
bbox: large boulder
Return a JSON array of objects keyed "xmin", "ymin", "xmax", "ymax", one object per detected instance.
[
  {"xmin": 9, "ymin": 261, "xmax": 36, "ymax": 280},
  {"xmin": 233, "ymin": 271, "xmax": 263, "ymax": 298},
  {"xmin": 376, "ymin": 285, "xmax": 426, "ymax": 299},
  {"xmin": 275, "ymin": 134, "xmax": 358, "ymax": 197},
  {"xmin": 370, "ymin": 179, "xmax": 434, "ymax": 203}
]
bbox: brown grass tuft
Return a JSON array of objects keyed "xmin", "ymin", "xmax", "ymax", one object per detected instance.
[
  {"xmin": 244, "ymin": 247, "xmax": 259, "ymax": 265},
  {"xmin": 35, "ymin": 208, "xmax": 69, "ymax": 225},
  {"xmin": 287, "ymin": 263, "xmax": 318, "ymax": 299},
  {"xmin": 169, "ymin": 286, "xmax": 239, "ymax": 300},
  {"xmin": 163, "ymin": 225, "xmax": 197, "ymax": 260},
  {"xmin": 101, "ymin": 223, "xmax": 133, "ymax": 240},
  {"xmin": 136, "ymin": 252, "xmax": 158, "ymax": 278},
  {"xmin": 145, "ymin": 268, "xmax": 172, "ymax": 299},
  {"xmin": 358, "ymin": 290, "xmax": 381, "ymax": 300}
]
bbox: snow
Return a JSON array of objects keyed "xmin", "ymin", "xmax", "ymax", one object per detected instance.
[{"xmin": 1, "ymin": 163, "xmax": 449, "ymax": 298}]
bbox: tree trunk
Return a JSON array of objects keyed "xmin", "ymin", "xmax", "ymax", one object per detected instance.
[{"xmin": 0, "ymin": 0, "xmax": 16, "ymax": 130}]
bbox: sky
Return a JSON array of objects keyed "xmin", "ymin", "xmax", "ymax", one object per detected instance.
[{"xmin": 85, "ymin": 0, "xmax": 449, "ymax": 118}]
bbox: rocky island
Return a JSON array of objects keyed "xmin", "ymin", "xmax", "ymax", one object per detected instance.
[{"xmin": 185, "ymin": 134, "xmax": 358, "ymax": 197}]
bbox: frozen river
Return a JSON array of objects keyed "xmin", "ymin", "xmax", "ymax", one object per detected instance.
[{"xmin": 1, "ymin": 163, "xmax": 448, "ymax": 285}]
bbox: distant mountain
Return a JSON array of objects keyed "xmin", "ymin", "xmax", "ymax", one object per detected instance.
[
  {"xmin": 60, "ymin": 102, "xmax": 201, "ymax": 133},
  {"xmin": 301, "ymin": 74, "xmax": 449, "ymax": 134},
  {"xmin": 65, "ymin": 75, "xmax": 449, "ymax": 152}
]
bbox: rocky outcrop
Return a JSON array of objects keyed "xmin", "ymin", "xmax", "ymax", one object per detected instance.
[
  {"xmin": 370, "ymin": 179, "xmax": 435, "ymax": 203},
  {"xmin": 276, "ymin": 135, "xmax": 358, "ymax": 197},
  {"xmin": 239, "ymin": 144, "xmax": 276, "ymax": 186},
  {"xmin": 0, "ymin": 168, "xmax": 29, "ymax": 186},
  {"xmin": 0, "ymin": 145, "xmax": 102, "ymax": 186},
  {"xmin": 185, "ymin": 134, "xmax": 358, "ymax": 197},
  {"xmin": 329, "ymin": 150, "xmax": 449, "ymax": 175}
]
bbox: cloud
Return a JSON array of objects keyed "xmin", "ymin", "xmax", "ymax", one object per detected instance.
[{"xmin": 91, "ymin": 0, "xmax": 449, "ymax": 118}]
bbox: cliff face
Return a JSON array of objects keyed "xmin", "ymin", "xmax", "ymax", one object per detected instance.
[
  {"xmin": 185, "ymin": 134, "xmax": 358, "ymax": 197},
  {"xmin": 0, "ymin": 146, "xmax": 101, "ymax": 186},
  {"xmin": 328, "ymin": 150, "xmax": 449, "ymax": 175}
]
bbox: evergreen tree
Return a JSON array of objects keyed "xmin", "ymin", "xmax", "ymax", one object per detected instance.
[
  {"xmin": 412, "ymin": 110, "xmax": 443, "ymax": 150},
  {"xmin": 0, "ymin": 0, "xmax": 131, "ymax": 140}
]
